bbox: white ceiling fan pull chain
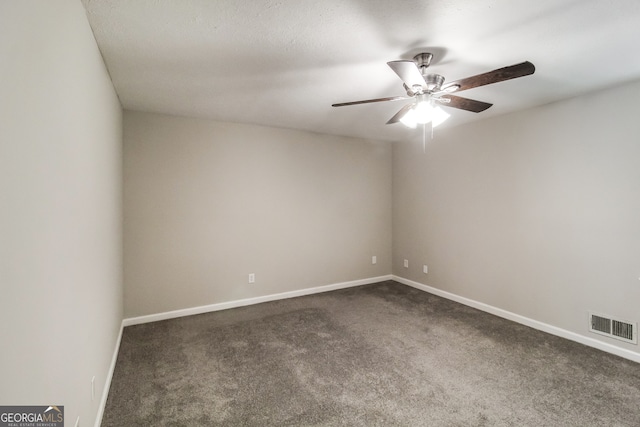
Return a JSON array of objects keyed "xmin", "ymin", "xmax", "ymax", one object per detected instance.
[{"xmin": 423, "ymin": 123, "xmax": 426, "ymax": 153}]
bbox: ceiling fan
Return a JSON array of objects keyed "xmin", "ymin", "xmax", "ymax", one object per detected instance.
[{"xmin": 332, "ymin": 53, "xmax": 535, "ymax": 128}]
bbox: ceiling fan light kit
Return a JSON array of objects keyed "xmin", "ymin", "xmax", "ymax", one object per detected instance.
[
  {"xmin": 399, "ymin": 95, "xmax": 451, "ymax": 129},
  {"xmin": 332, "ymin": 52, "xmax": 535, "ymax": 131}
]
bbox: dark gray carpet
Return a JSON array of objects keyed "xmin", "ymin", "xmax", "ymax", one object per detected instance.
[{"xmin": 102, "ymin": 281, "xmax": 640, "ymax": 426}]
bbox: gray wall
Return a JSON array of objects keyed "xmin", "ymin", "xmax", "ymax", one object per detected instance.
[
  {"xmin": 3, "ymin": 3, "xmax": 637, "ymax": 423},
  {"xmin": 124, "ymin": 111, "xmax": 392, "ymax": 317},
  {"xmin": 393, "ymin": 80, "xmax": 640, "ymax": 354},
  {"xmin": 0, "ymin": 1, "xmax": 123, "ymax": 425}
]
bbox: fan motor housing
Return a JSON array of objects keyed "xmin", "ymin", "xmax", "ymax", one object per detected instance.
[{"xmin": 425, "ymin": 74, "xmax": 445, "ymax": 91}]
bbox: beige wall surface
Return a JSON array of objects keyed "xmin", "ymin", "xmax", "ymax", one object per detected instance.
[
  {"xmin": 393, "ymin": 80, "xmax": 640, "ymax": 353},
  {"xmin": 0, "ymin": 1, "xmax": 123, "ymax": 425},
  {"xmin": 124, "ymin": 112, "xmax": 392, "ymax": 317}
]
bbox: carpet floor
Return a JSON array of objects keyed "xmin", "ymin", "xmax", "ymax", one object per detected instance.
[{"xmin": 102, "ymin": 281, "xmax": 640, "ymax": 426}]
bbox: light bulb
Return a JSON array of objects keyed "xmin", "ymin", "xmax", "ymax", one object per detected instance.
[
  {"xmin": 431, "ymin": 106, "xmax": 450, "ymax": 127},
  {"xmin": 399, "ymin": 108, "xmax": 418, "ymax": 128},
  {"xmin": 413, "ymin": 101, "xmax": 434, "ymax": 124}
]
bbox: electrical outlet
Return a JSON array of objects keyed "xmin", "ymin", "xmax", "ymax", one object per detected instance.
[
  {"xmin": 403, "ymin": 259, "xmax": 409, "ymax": 268},
  {"xmin": 248, "ymin": 273, "xmax": 255, "ymax": 284},
  {"xmin": 423, "ymin": 265, "xmax": 428, "ymax": 274},
  {"xmin": 372, "ymin": 256, "xmax": 377, "ymax": 265}
]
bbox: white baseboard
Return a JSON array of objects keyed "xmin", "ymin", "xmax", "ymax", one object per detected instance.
[
  {"xmin": 95, "ymin": 322, "xmax": 124, "ymax": 427},
  {"xmin": 393, "ymin": 275, "xmax": 640, "ymax": 364},
  {"xmin": 123, "ymin": 275, "xmax": 393, "ymax": 327}
]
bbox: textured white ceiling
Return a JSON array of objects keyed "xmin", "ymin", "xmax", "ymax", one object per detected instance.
[{"xmin": 81, "ymin": 0, "xmax": 640, "ymax": 142}]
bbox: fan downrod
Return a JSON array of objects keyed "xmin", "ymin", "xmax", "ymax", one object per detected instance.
[{"xmin": 413, "ymin": 53, "xmax": 444, "ymax": 92}]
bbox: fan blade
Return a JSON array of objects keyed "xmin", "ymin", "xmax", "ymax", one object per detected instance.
[
  {"xmin": 441, "ymin": 61, "xmax": 535, "ymax": 93},
  {"xmin": 439, "ymin": 95, "xmax": 492, "ymax": 113},
  {"xmin": 387, "ymin": 60, "xmax": 427, "ymax": 90},
  {"xmin": 332, "ymin": 96, "xmax": 409, "ymax": 107},
  {"xmin": 386, "ymin": 103, "xmax": 414, "ymax": 125}
]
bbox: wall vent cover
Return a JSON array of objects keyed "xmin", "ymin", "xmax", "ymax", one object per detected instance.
[{"xmin": 589, "ymin": 312, "xmax": 637, "ymax": 345}]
